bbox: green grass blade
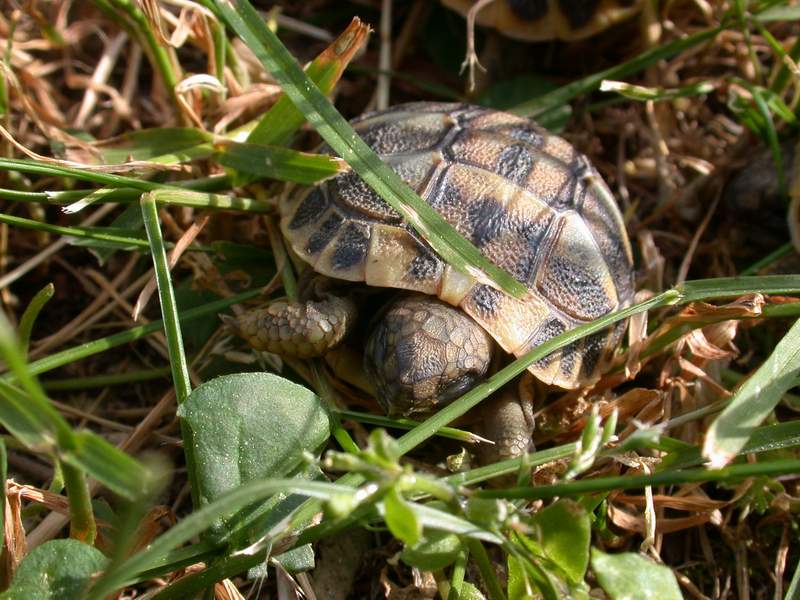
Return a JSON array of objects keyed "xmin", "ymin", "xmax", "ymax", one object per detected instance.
[
  {"xmin": 86, "ymin": 478, "xmax": 356, "ymax": 599},
  {"xmin": 5, "ymin": 290, "xmax": 259, "ymax": 380},
  {"xmin": 215, "ymin": 0, "xmax": 528, "ymax": 299},
  {"xmin": 0, "ymin": 158, "xmax": 267, "ymax": 212},
  {"xmin": 17, "ymin": 284, "xmax": 54, "ymax": 355},
  {"xmin": 510, "ymin": 27, "xmax": 722, "ymax": 118},
  {"xmin": 703, "ymin": 316, "xmax": 800, "ymax": 467},
  {"xmin": 140, "ymin": 194, "xmax": 192, "ymax": 404},
  {"xmin": 140, "ymin": 192, "xmax": 200, "ymax": 509},
  {"xmin": 477, "ymin": 459, "xmax": 800, "ymax": 500},
  {"xmin": 0, "ymin": 212, "xmax": 150, "ymax": 250},
  {"xmin": 678, "ymin": 275, "xmax": 800, "ymax": 301},
  {"xmin": 215, "ymin": 142, "xmax": 346, "ymax": 183}
]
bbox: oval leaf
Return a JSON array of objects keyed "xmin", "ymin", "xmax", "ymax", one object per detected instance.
[
  {"xmin": 178, "ymin": 373, "xmax": 331, "ymax": 505},
  {"xmin": 530, "ymin": 499, "xmax": 590, "ymax": 584},
  {"xmin": 384, "ymin": 487, "xmax": 422, "ymax": 546},
  {"xmin": 0, "ymin": 539, "xmax": 107, "ymax": 600},
  {"xmin": 400, "ymin": 529, "xmax": 462, "ymax": 571},
  {"xmin": 591, "ymin": 550, "xmax": 682, "ymax": 600}
]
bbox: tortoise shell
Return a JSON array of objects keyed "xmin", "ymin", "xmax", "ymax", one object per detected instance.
[
  {"xmin": 441, "ymin": 0, "xmax": 643, "ymax": 41},
  {"xmin": 280, "ymin": 102, "xmax": 634, "ymax": 389}
]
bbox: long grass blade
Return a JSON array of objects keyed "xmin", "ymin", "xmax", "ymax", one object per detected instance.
[{"xmin": 703, "ymin": 316, "xmax": 800, "ymax": 467}]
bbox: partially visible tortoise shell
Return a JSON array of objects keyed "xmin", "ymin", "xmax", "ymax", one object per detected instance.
[
  {"xmin": 442, "ymin": 0, "xmax": 643, "ymax": 41},
  {"xmin": 280, "ymin": 102, "xmax": 634, "ymax": 389}
]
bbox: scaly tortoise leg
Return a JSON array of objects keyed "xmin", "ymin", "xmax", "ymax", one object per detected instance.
[
  {"xmin": 223, "ymin": 293, "xmax": 358, "ymax": 358},
  {"xmin": 472, "ymin": 385, "xmax": 535, "ymax": 466}
]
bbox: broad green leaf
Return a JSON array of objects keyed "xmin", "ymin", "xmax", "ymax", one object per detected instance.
[
  {"xmin": 215, "ymin": 141, "xmax": 346, "ymax": 183},
  {"xmin": 400, "ymin": 529, "xmax": 462, "ymax": 570},
  {"xmin": 384, "ymin": 487, "xmax": 422, "ymax": 546},
  {"xmin": 0, "ymin": 539, "xmax": 107, "ymax": 600},
  {"xmin": 530, "ymin": 499, "xmax": 590, "ymax": 584},
  {"xmin": 453, "ymin": 581, "xmax": 486, "ymax": 600},
  {"xmin": 506, "ymin": 547, "xmax": 562, "ymax": 600},
  {"xmin": 591, "ymin": 550, "xmax": 682, "ymax": 600},
  {"xmin": 178, "ymin": 373, "xmax": 330, "ymax": 517},
  {"xmin": 274, "ymin": 544, "xmax": 315, "ymax": 573},
  {"xmin": 703, "ymin": 317, "xmax": 800, "ymax": 467}
]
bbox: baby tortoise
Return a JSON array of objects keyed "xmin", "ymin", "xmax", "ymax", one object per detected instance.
[
  {"xmin": 228, "ymin": 102, "xmax": 635, "ymax": 461},
  {"xmin": 441, "ymin": 0, "xmax": 644, "ymax": 41}
]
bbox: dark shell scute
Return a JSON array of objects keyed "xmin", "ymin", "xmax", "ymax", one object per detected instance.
[
  {"xmin": 497, "ymin": 143, "xmax": 536, "ymax": 186},
  {"xmin": 558, "ymin": 0, "xmax": 602, "ymax": 28},
  {"xmin": 354, "ymin": 113, "xmax": 453, "ymax": 155},
  {"xmin": 289, "ymin": 188, "xmax": 328, "ymax": 230},
  {"xmin": 513, "ymin": 216, "xmax": 554, "ymax": 285},
  {"xmin": 538, "ymin": 253, "xmax": 613, "ymax": 321},
  {"xmin": 559, "ymin": 340, "xmax": 578, "ymax": 377},
  {"xmin": 306, "ymin": 212, "xmax": 343, "ymax": 255},
  {"xmin": 408, "ymin": 250, "xmax": 442, "ymax": 281},
  {"xmin": 470, "ymin": 284, "xmax": 503, "ymax": 319},
  {"xmin": 331, "ymin": 171, "xmax": 401, "ymax": 222},
  {"xmin": 579, "ymin": 329, "xmax": 609, "ymax": 379},
  {"xmin": 508, "ymin": 0, "xmax": 549, "ymax": 21},
  {"xmin": 331, "ymin": 222, "xmax": 370, "ymax": 270},
  {"xmin": 468, "ymin": 197, "xmax": 507, "ymax": 247},
  {"xmin": 530, "ymin": 318, "xmax": 567, "ymax": 369}
]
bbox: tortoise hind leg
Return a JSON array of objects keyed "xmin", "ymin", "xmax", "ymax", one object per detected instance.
[{"xmin": 222, "ymin": 293, "xmax": 358, "ymax": 358}]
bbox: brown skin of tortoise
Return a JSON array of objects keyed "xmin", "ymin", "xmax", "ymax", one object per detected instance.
[
  {"xmin": 441, "ymin": 0, "xmax": 643, "ymax": 42},
  {"xmin": 281, "ymin": 102, "xmax": 635, "ymax": 401}
]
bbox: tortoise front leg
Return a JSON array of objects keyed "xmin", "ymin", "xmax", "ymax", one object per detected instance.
[
  {"xmin": 473, "ymin": 385, "xmax": 535, "ymax": 466},
  {"xmin": 223, "ymin": 294, "xmax": 357, "ymax": 358}
]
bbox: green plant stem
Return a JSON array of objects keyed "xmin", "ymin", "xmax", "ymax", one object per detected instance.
[
  {"xmin": 140, "ymin": 194, "xmax": 199, "ymax": 510},
  {"xmin": 477, "ymin": 458, "xmax": 800, "ymax": 500},
  {"xmin": 42, "ymin": 366, "xmax": 172, "ymax": 391},
  {"xmin": 18, "ymin": 284, "xmax": 54, "ymax": 355},
  {"xmin": 63, "ymin": 461, "xmax": 96, "ymax": 544},
  {"xmin": 0, "ymin": 212, "xmax": 151, "ymax": 249},
  {"xmin": 447, "ymin": 547, "xmax": 469, "ymax": 600},
  {"xmin": 336, "ymin": 409, "xmax": 480, "ymax": 443},
  {"xmin": 465, "ymin": 538, "xmax": 507, "ymax": 600}
]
